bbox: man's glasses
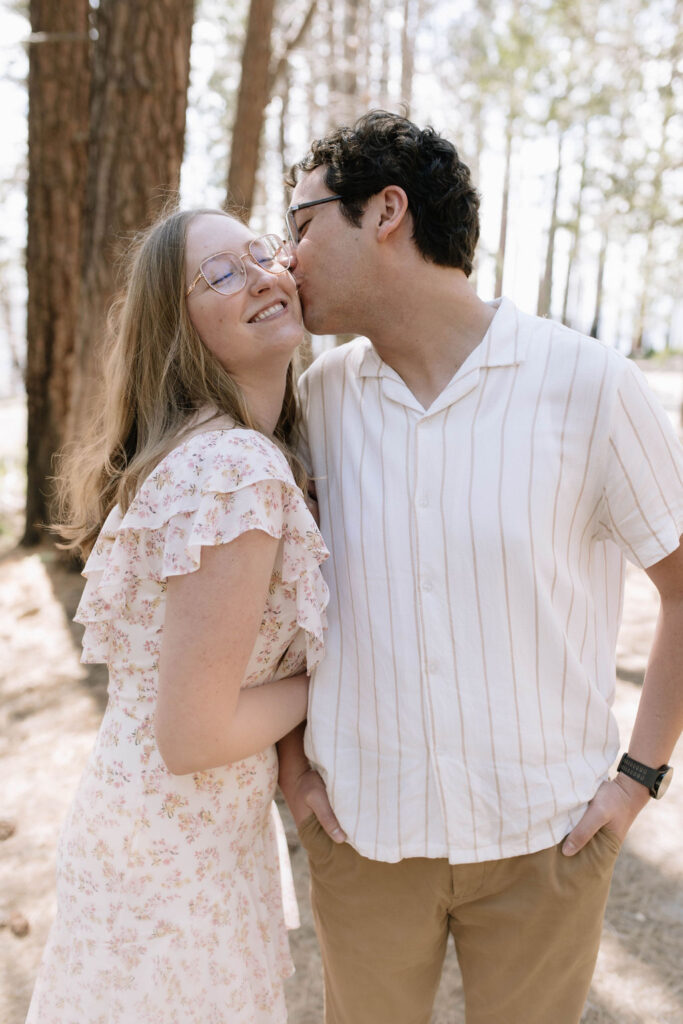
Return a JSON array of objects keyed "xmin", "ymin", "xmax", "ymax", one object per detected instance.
[
  {"xmin": 186, "ymin": 234, "xmax": 291, "ymax": 297},
  {"xmin": 285, "ymin": 195, "xmax": 343, "ymax": 246}
]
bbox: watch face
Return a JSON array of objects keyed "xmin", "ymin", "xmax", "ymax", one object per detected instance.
[{"xmin": 654, "ymin": 767, "xmax": 673, "ymax": 800}]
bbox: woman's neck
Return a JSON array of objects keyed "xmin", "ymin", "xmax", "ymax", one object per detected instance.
[{"xmin": 238, "ymin": 372, "xmax": 288, "ymax": 436}]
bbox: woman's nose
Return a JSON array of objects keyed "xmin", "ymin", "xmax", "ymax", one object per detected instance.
[{"xmin": 246, "ymin": 258, "xmax": 277, "ymax": 292}]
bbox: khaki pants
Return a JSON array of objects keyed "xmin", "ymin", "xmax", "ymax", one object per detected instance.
[{"xmin": 298, "ymin": 815, "xmax": 620, "ymax": 1024}]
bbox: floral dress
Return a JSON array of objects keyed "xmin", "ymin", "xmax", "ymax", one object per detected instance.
[{"xmin": 26, "ymin": 426, "xmax": 329, "ymax": 1024}]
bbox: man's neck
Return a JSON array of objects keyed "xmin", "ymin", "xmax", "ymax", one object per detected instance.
[{"xmin": 365, "ymin": 276, "xmax": 496, "ymax": 410}]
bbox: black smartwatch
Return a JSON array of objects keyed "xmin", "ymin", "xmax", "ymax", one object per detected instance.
[{"xmin": 617, "ymin": 754, "xmax": 673, "ymax": 799}]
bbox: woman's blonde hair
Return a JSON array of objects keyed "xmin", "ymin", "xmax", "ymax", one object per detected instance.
[{"xmin": 55, "ymin": 207, "xmax": 305, "ymax": 560}]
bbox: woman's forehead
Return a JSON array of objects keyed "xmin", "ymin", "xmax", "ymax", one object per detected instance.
[{"xmin": 186, "ymin": 213, "xmax": 253, "ymax": 263}]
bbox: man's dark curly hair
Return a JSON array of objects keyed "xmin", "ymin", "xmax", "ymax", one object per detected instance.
[{"xmin": 287, "ymin": 110, "xmax": 480, "ymax": 276}]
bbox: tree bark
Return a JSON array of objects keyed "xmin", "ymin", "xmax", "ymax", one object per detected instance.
[
  {"xmin": 400, "ymin": 0, "xmax": 423, "ymax": 113},
  {"xmin": 589, "ymin": 230, "xmax": 608, "ymax": 340},
  {"xmin": 494, "ymin": 115, "xmax": 513, "ymax": 299},
  {"xmin": 561, "ymin": 129, "xmax": 588, "ymax": 327},
  {"xmin": 378, "ymin": 0, "xmax": 391, "ymax": 106},
  {"xmin": 269, "ymin": 1, "xmax": 318, "ymax": 94},
  {"xmin": 24, "ymin": 0, "xmax": 91, "ymax": 543},
  {"xmin": 537, "ymin": 131, "xmax": 564, "ymax": 318},
  {"xmin": 340, "ymin": 0, "xmax": 360, "ymax": 122},
  {"xmin": 226, "ymin": 0, "xmax": 276, "ymax": 219},
  {"xmin": 69, "ymin": 0, "xmax": 194, "ymax": 439}
]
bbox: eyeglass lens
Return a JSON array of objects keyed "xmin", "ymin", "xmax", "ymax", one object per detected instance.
[
  {"xmin": 286, "ymin": 210, "xmax": 299, "ymax": 246},
  {"xmin": 202, "ymin": 236, "xmax": 290, "ymax": 295},
  {"xmin": 285, "ymin": 196, "xmax": 343, "ymax": 245}
]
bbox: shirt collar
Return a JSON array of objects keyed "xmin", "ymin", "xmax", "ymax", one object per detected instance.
[{"xmin": 357, "ymin": 297, "xmax": 528, "ymax": 379}]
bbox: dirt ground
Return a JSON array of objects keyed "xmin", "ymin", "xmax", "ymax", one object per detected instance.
[{"xmin": 1, "ymin": 365, "xmax": 682, "ymax": 1024}]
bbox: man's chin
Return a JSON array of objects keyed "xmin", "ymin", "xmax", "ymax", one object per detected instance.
[
  {"xmin": 301, "ymin": 308, "xmax": 327, "ymax": 337},
  {"xmin": 301, "ymin": 299, "xmax": 344, "ymax": 338}
]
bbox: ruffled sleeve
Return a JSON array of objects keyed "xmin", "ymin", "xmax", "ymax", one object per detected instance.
[{"xmin": 75, "ymin": 429, "xmax": 329, "ymax": 671}]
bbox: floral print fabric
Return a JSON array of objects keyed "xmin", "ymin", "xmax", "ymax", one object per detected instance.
[{"xmin": 26, "ymin": 428, "xmax": 329, "ymax": 1024}]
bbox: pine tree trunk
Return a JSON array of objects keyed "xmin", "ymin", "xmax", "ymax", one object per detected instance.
[
  {"xmin": 537, "ymin": 132, "xmax": 564, "ymax": 318},
  {"xmin": 590, "ymin": 231, "xmax": 608, "ymax": 340},
  {"xmin": 561, "ymin": 132, "xmax": 588, "ymax": 327},
  {"xmin": 227, "ymin": 0, "xmax": 276, "ymax": 218},
  {"xmin": 378, "ymin": 0, "xmax": 391, "ymax": 106},
  {"xmin": 326, "ymin": 0, "xmax": 340, "ymax": 120},
  {"xmin": 632, "ymin": 228, "xmax": 654, "ymax": 356},
  {"xmin": 340, "ymin": 0, "xmax": 360, "ymax": 122},
  {"xmin": 400, "ymin": 0, "xmax": 423, "ymax": 113},
  {"xmin": 495, "ymin": 116, "xmax": 513, "ymax": 299},
  {"xmin": 468, "ymin": 97, "xmax": 484, "ymax": 292},
  {"xmin": 279, "ymin": 68, "xmax": 292, "ymax": 210},
  {"xmin": 24, "ymin": 0, "xmax": 91, "ymax": 543},
  {"xmin": 357, "ymin": 0, "xmax": 372, "ymax": 106},
  {"xmin": 69, "ymin": 0, "xmax": 194, "ymax": 439}
]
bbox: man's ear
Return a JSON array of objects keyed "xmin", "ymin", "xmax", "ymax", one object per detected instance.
[{"xmin": 376, "ymin": 186, "xmax": 410, "ymax": 242}]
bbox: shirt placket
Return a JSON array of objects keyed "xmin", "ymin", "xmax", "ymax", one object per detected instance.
[
  {"xmin": 411, "ymin": 371, "xmax": 482, "ymax": 852},
  {"xmin": 412, "ymin": 408, "xmax": 452, "ymax": 847}
]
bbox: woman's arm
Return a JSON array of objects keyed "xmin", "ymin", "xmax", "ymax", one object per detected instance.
[{"xmin": 155, "ymin": 530, "xmax": 308, "ymax": 775}]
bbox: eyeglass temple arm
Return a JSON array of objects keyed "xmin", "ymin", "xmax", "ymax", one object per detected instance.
[{"xmin": 186, "ymin": 271, "xmax": 203, "ymax": 297}]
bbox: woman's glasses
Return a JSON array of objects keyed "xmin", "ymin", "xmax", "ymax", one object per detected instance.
[{"xmin": 186, "ymin": 234, "xmax": 291, "ymax": 297}]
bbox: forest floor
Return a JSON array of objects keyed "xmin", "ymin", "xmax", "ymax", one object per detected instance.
[{"xmin": 1, "ymin": 359, "xmax": 682, "ymax": 1024}]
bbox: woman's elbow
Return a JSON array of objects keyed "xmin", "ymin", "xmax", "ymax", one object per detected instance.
[
  {"xmin": 157, "ymin": 744, "xmax": 195, "ymax": 777},
  {"xmin": 154, "ymin": 719, "xmax": 199, "ymax": 776}
]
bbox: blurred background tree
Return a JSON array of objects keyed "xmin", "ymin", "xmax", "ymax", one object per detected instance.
[{"xmin": 0, "ymin": 0, "xmax": 680, "ymax": 547}]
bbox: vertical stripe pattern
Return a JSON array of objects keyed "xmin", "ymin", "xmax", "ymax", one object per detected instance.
[{"xmin": 299, "ymin": 297, "xmax": 683, "ymax": 865}]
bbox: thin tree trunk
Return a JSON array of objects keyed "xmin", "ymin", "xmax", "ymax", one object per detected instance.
[
  {"xmin": 400, "ymin": 0, "xmax": 414, "ymax": 111},
  {"xmin": 340, "ymin": 0, "xmax": 360, "ymax": 122},
  {"xmin": 537, "ymin": 131, "xmax": 564, "ymax": 318},
  {"xmin": 400, "ymin": 0, "xmax": 423, "ymax": 113},
  {"xmin": 279, "ymin": 69, "xmax": 292, "ymax": 210},
  {"xmin": 326, "ymin": 0, "xmax": 340, "ymax": 123},
  {"xmin": 226, "ymin": 0, "xmax": 276, "ymax": 219},
  {"xmin": 378, "ymin": 0, "xmax": 391, "ymax": 106},
  {"xmin": 561, "ymin": 130, "xmax": 588, "ymax": 326},
  {"xmin": 495, "ymin": 115, "xmax": 513, "ymax": 299},
  {"xmin": 24, "ymin": 0, "xmax": 91, "ymax": 543},
  {"xmin": 357, "ymin": 0, "xmax": 372, "ymax": 106},
  {"xmin": 590, "ymin": 231, "xmax": 608, "ymax": 340},
  {"xmin": 69, "ymin": 0, "xmax": 194, "ymax": 440},
  {"xmin": 632, "ymin": 229, "xmax": 654, "ymax": 356},
  {"xmin": 468, "ymin": 98, "xmax": 484, "ymax": 292},
  {"xmin": 631, "ymin": 50, "xmax": 675, "ymax": 356},
  {"xmin": 269, "ymin": 1, "xmax": 318, "ymax": 94}
]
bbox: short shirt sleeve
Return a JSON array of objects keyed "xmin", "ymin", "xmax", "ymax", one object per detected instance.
[
  {"xmin": 75, "ymin": 428, "xmax": 329, "ymax": 665},
  {"xmin": 602, "ymin": 357, "xmax": 683, "ymax": 568},
  {"xmin": 296, "ymin": 372, "xmax": 314, "ymax": 477}
]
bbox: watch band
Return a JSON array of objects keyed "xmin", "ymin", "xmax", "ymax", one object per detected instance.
[{"xmin": 617, "ymin": 753, "xmax": 673, "ymax": 799}]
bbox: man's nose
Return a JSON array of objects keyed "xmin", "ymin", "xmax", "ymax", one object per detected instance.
[{"xmin": 287, "ymin": 245, "xmax": 299, "ymax": 271}]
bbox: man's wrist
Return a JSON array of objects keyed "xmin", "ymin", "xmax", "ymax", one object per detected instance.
[
  {"xmin": 278, "ymin": 763, "xmax": 313, "ymax": 793},
  {"xmin": 613, "ymin": 770, "xmax": 654, "ymax": 810},
  {"xmin": 616, "ymin": 752, "xmax": 674, "ymax": 799}
]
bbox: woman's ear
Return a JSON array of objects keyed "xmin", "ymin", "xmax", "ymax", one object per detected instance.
[{"xmin": 376, "ymin": 186, "xmax": 410, "ymax": 242}]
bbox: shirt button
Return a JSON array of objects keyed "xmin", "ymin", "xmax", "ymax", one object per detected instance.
[
  {"xmin": 418, "ymin": 495, "xmax": 429, "ymax": 508},
  {"xmin": 429, "ymin": 660, "xmax": 440, "ymax": 674},
  {"xmin": 422, "ymin": 579, "xmax": 432, "ymax": 592}
]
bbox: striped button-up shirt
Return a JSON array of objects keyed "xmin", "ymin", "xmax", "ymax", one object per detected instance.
[{"xmin": 299, "ymin": 297, "xmax": 683, "ymax": 864}]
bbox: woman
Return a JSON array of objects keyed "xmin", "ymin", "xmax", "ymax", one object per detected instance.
[{"xmin": 26, "ymin": 209, "xmax": 328, "ymax": 1023}]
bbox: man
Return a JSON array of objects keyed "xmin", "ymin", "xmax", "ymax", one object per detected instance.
[{"xmin": 277, "ymin": 111, "xmax": 683, "ymax": 1024}]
